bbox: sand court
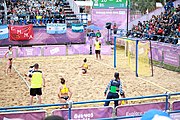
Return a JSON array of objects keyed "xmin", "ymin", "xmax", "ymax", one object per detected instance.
[{"xmin": 0, "ymin": 50, "xmax": 180, "ymax": 107}]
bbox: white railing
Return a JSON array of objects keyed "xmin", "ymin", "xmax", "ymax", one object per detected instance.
[{"xmin": 66, "ymin": 0, "xmax": 80, "ymax": 14}]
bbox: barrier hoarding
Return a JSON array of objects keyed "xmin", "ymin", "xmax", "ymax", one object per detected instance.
[
  {"xmin": 52, "ymin": 107, "xmax": 113, "ymax": 119},
  {"xmin": 0, "ymin": 110, "xmax": 46, "ymax": 120}
]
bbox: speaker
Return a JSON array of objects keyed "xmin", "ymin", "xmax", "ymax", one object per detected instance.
[{"xmin": 106, "ymin": 22, "xmax": 111, "ymax": 29}]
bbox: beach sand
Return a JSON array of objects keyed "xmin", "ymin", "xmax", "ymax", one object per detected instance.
[{"xmin": 0, "ymin": 49, "xmax": 180, "ymax": 108}]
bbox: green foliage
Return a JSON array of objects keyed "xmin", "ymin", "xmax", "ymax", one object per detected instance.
[{"xmin": 130, "ymin": 0, "xmax": 156, "ymax": 14}]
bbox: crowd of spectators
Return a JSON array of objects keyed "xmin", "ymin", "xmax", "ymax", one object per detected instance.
[
  {"xmin": 128, "ymin": 1, "xmax": 180, "ymax": 45},
  {"xmin": 3, "ymin": 0, "xmax": 70, "ymax": 25}
]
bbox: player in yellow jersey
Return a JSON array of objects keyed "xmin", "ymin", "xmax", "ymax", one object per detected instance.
[
  {"xmin": 29, "ymin": 63, "xmax": 45, "ymax": 105},
  {"xmin": 58, "ymin": 78, "xmax": 72, "ymax": 108},
  {"xmin": 94, "ymin": 37, "xmax": 101, "ymax": 60},
  {"xmin": 81, "ymin": 58, "xmax": 88, "ymax": 74}
]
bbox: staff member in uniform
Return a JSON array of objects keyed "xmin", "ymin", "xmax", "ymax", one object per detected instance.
[
  {"xmin": 29, "ymin": 63, "xmax": 45, "ymax": 105},
  {"xmin": 104, "ymin": 72, "xmax": 125, "ymax": 108},
  {"xmin": 94, "ymin": 37, "xmax": 101, "ymax": 60}
]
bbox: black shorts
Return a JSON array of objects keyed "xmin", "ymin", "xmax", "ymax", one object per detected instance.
[
  {"xmin": 9, "ymin": 58, "xmax": 12, "ymax": 61},
  {"xmin": 30, "ymin": 88, "xmax": 42, "ymax": 96},
  {"xmin": 82, "ymin": 69, "xmax": 87, "ymax": 74},
  {"xmin": 95, "ymin": 50, "xmax": 100, "ymax": 54},
  {"xmin": 60, "ymin": 96, "xmax": 69, "ymax": 100}
]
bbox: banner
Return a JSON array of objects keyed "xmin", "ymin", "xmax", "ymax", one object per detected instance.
[
  {"xmin": 172, "ymin": 101, "xmax": 180, "ymax": 110},
  {"xmin": 116, "ymin": 102, "xmax": 169, "ymax": 117},
  {"xmin": 0, "ymin": 110, "xmax": 46, "ymax": 120},
  {"xmin": 52, "ymin": 107, "xmax": 113, "ymax": 119},
  {"xmin": 72, "ymin": 23, "xmax": 84, "ymax": 33},
  {"xmin": 47, "ymin": 23, "xmax": 67, "ymax": 34},
  {"xmin": 9, "ymin": 24, "xmax": 34, "ymax": 41},
  {"xmin": 0, "ymin": 25, "xmax": 9, "ymax": 40}
]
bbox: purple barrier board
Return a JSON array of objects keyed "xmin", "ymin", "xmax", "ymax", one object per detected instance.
[
  {"xmin": 164, "ymin": 51, "xmax": 180, "ymax": 67},
  {"xmin": 170, "ymin": 112, "xmax": 180, "ymax": 120},
  {"xmin": 151, "ymin": 47, "xmax": 163, "ymax": 61},
  {"xmin": 116, "ymin": 102, "xmax": 169, "ymax": 117},
  {"xmin": 43, "ymin": 45, "xmax": 66, "ymax": 56},
  {"xmin": 0, "ymin": 47, "xmax": 17, "ymax": 58},
  {"xmin": 0, "ymin": 110, "xmax": 46, "ymax": 120},
  {"xmin": 68, "ymin": 45, "xmax": 90, "ymax": 55},
  {"xmin": 172, "ymin": 101, "xmax": 180, "ymax": 110},
  {"xmin": 52, "ymin": 107, "xmax": 113, "ymax": 120},
  {"xmin": 92, "ymin": 46, "xmax": 112, "ymax": 55},
  {"xmin": 17, "ymin": 47, "xmax": 41, "ymax": 57}
]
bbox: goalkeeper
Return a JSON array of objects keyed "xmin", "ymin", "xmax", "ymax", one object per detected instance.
[{"xmin": 104, "ymin": 72, "xmax": 125, "ymax": 108}]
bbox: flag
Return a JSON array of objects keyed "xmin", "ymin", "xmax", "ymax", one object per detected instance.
[
  {"xmin": 72, "ymin": 23, "xmax": 84, "ymax": 33},
  {"xmin": 9, "ymin": 24, "xmax": 34, "ymax": 41},
  {"xmin": 46, "ymin": 23, "xmax": 67, "ymax": 34},
  {"xmin": 0, "ymin": 25, "xmax": 9, "ymax": 40}
]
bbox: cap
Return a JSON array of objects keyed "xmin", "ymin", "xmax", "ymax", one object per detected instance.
[
  {"xmin": 141, "ymin": 109, "xmax": 172, "ymax": 120},
  {"xmin": 114, "ymin": 72, "xmax": 119, "ymax": 79}
]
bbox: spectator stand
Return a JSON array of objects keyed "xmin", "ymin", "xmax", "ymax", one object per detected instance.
[{"xmin": 3, "ymin": 0, "xmax": 88, "ymax": 27}]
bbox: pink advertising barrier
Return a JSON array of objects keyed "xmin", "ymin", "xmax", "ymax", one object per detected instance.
[
  {"xmin": 92, "ymin": 45, "xmax": 112, "ymax": 55},
  {"xmin": 52, "ymin": 106, "xmax": 113, "ymax": 120},
  {"xmin": 0, "ymin": 110, "xmax": 46, "ymax": 120},
  {"xmin": 68, "ymin": 45, "xmax": 112, "ymax": 55},
  {"xmin": 172, "ymin": 101, "xmax": 180, "ymax": 110},
  {"xmin": 170, "ymin": 112, "xmax": 180, "ymax": 120},
  {"xmin": 116, "ymin": 102, "xmax": 169, "ymax": 117},
  {"xmin": 17, "ymin": 47, "xmax": 41, "ymax": 57},
  {"xmin": 43, "ymin": 45, "xmax": 66, "ymax": 56},
  {"xmin": 0, "ymin": 47, "xmax": 17, "ymax": 58},
  {"xmin": 68, "ymin": 45, "xmax": 90, "ymax": 55}
]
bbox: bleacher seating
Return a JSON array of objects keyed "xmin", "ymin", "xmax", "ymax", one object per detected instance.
[
  {"xmin": 128, "ymin": 1, "xmax": 180, "ymax": 45},
  {"xmin": 0, "ymin": 0, "xmax": 83, "ymax": 27}
]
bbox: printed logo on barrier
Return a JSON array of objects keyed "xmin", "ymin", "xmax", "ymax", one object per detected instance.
[
  {"xmin": 25, "ymin": 48, "xmax": 34, "ymax": 56},
  {"xmin": 50, "ymin": 47, "xmax": 60, "ymax": 55},
  {"xmin": 3, "ymin": 117, "xmax": 24, "ymax": 120},
  {"xmin": 116, "ymin": 102, "xmax": 169, "ymax": 117},
  {"xmin": 52, "ymin": 106, "xmax": 113, "ymax": 119}
]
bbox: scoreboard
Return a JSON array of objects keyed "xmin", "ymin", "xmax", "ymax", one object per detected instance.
[{"xmin": 92, "ymin": 0, "xmax": 128, "ymax": 9}]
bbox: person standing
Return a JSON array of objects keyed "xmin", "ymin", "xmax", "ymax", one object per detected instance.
[
  {"xmin": 4, "ymin": 45, "xmax": 13, "ymax": 75},
  {"xmin": 29, "ymin": 63, "xmax": 45, "ymax": 105},
  {"xmin": 104, "ymin": 72, "xmax": 125, "ymax": 108},
  {"xmin": 94, "ymin": 37, "xmax": 101, "ymax": 60},
  {"xmin": 96, "ymin": 30, "xmax": 101, "ymax": 38}
]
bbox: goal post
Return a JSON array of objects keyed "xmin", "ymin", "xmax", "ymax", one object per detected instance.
[{"xmin": 114, "ymin": 36, "xmax": 153, "ymax": 77}]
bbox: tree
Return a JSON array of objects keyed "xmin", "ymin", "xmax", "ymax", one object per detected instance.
[{"xmin": 130, "ymin": 0, "xmax": 156, "ymax": 15}]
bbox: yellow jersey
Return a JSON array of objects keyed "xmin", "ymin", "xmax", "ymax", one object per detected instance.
[
  {"xmin": 83, "ymin": 63, "xmax": 88, "ymax": 69},
  {"xmin": 31, "ymin": 71, "xmax": 43, "ymax": 88},
  {"xmin": 60, "ymin": 84, "xmax": 69, "ymax": 94},
  {"xmin": 95, "ymin": 41, "xmax": 101, "ymax": 50}
]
